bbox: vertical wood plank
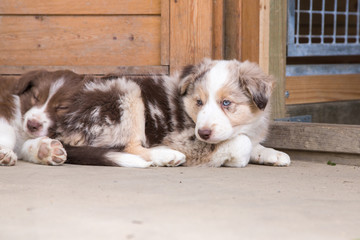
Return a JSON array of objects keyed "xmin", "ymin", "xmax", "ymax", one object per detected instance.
[
  {"xmin": 212, "ymin": 0, "xmax": 224, "ymax": 59},
  {"xmin": 161, "ymin": 0, "xmax": 170, "ymax": 65},
  {"xmin": 259, "ymin": 0, "xmax": 270, "ymax": 74},
  {"xmin": 240, "ymin": 0, "xmax": 260, "ymax": 63},
  {"xmin": 170, "ymin": 0, "xmax": 213, "ymax": 73},
  {"xmin": 224, "ymin": 0, "xmax": 241, "ymax": 60},
  {"xmin": 269, "ymin": 0, "xmax": 287, "ymax": 118}
]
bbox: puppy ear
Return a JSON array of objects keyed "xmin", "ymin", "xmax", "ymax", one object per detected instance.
[
  {"xmin": 238, "ymin": 61, "xmax": 274, "ymax": 110},
  {"xmin": 179, "ymin": 64, "xmax": 197, "ymax": 95},
  {"xmin": 15, "ymin": 70, "xmax": 45, "ymax": 95},
  {"xmin": 179, "ymin": 58, "xmax": 212, "ymax": 95}
]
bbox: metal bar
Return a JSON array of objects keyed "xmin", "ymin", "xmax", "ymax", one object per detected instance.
[
  {"xmin": 333, "ymin": 0, "xmax": 337, "ymax": 44},
  {"xmin": 357, "ymin": 0, "xmax": 360, "ymax": 43},
  {"xmin": 286, "ymin": 64, "xmax": 360, "ymax": 76},
  {"xmin": 287, "ymin": 44, "xmax": 360, "ymax": 56},
  {"xmin": 296, "ymin": 0, "xmax": 300, "ymax": 44},
  {"xmin": 345, "ymin": 0, "xmax": 349, "ymax": 43},
  {"xmin": 287, "ymin": 0, "xmax": 296, "ymax": 45},
  {"xmin": 309, "ymin": 0, "xmax": 313, "ymax": 44},
  {"xmin": 321, "ymin": 0, "xmax": 325, "ymax": 44}
]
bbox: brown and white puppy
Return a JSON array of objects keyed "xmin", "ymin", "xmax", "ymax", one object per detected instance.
[
  {"xmin": 0, "ymin": 70, "xmax": 83, "ymax": 166},
  {"xmin": 60, "ymin": 59, "xmax": 290, "ymax": 167}
]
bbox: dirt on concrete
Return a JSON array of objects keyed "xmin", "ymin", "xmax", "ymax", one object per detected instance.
[{"xmin": 1, "ymin": 160, "xmax": 359, "ymax": 240}]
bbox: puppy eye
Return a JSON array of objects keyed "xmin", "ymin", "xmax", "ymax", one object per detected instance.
[
  {"xmin": 32, "ymin": 93, "xmax": 39, "ymax": 102},
  {"xmin": 222, "ymin": 100, "xmax": 231, "ymax": 107},
  {"xmin": 196, "ymin": 99, "xmax": 203, "ymax": 106},
  {"xmin": 56, "ymin": 106, "xmax": 69, "ymax": 111}
]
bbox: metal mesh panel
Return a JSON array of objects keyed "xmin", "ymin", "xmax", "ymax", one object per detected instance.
[{"xmin": 287, "ymin": 0, "xmax": 360, "ymax": 56}]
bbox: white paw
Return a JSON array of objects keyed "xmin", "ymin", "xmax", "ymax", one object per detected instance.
[
  {"xmin": 37, "ymin": 137, "xmax": 67, "ymax": 165},
  {"xmin": 106, "ymin": 152, "xmax": 152, "ymax": 168},
  {"xmin": 0, "ymin": 146, "xmax": 17, "ymax": 166},
  {"xmin": 150, "ymin": 148, "xmax": 186, "ymax": 167},
  {"xmin": 254, "ymin": 148, "xmax": 290, "ymax": 167}
]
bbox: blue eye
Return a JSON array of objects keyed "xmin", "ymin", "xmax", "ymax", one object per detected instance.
[
  {"xmin": 196, "ymin": 99, "xmax": 203, "ymax": 106},
  {"xmin": 222, "ymin": 100, "xmax": 231, "ymax": 107}
]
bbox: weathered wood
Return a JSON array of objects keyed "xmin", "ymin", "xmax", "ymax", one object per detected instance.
[
  {"xmin": 286, "ymin": 74, "xmax": 360, "ymax": 104},
  {"xmin": 224, "ymin": 0, "xmax": 241, "ymax": 60},
  {"xmin": 212, "ymin": 0, "xmax": 224, "ymax": 60},
  {"xmin": 264, "ymin": 122, "xmax": 360, "ymax": 155},
  {"xmin": 170, "ymin": 0, "xmax": 213, "ymax": 73},
  {"xmin": 0, "ymin": 0, "xmax": 161, "ymax": 14},
  {"xmin": 224, "ymin": 0, "xmax": 259, "ymax": 62},
  {"xmin": 240, "ymin": 0, "xmax": 260, "ymax": 63},
  {"xmin": 0, "ymin": 16, "xmax": 161, "ymax": 69},
  {"xmin": 161, "ymin": 0, "xmax": 170, "ymax": 65},
  {"xmin": 268, "ymin": 0, "xmax": 287, "ymax": 119},
  {"xmin": 0, "ymin": 65, "xmax": 168, "ymax": 75},
  {"xmin": 259, "ymin": 0, "xmax": 270, "ymax": 74},
  {"xmin": 280, "ymin": 150, "xmax": 360, "ymax": 167}
]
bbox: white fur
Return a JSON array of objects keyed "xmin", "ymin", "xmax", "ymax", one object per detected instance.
[
  {"xmin": 20, "ymin": 137, "xmax": 66, "ymax": 165},
  {"xmin": 250, "ymin": 144, "xmax": 290, "ymax": 166},
  {"xmin": 149, "ymin": 146, "xmax": 186, "ymax": 167},
  {"xmin": 210, "ymin": 134, "xmax": 252, "ymax": 167},
  {"xmin": 105, "ymin": 152, "xmax": 152, "ymax": 168},
  {"xmin": 195, "ymin": 62, "xmax": 234, "ymax": 143}
]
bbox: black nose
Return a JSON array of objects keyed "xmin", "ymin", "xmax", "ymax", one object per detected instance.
[
  {"xmin": 198, "ymin": 129, "xmax": 212, "ymax": 140},
  {"xmin": 27, "ymin": 119, "xmax": 42, "ymax": 132}
]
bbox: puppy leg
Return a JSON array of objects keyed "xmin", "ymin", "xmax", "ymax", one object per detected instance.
[
  {"xmin": 148, "ymin": 146, "xmax": 186, "ymax": 167},
  {"xmin": 20, "ymin": 137, "xmax": 67, "ymax": 165},
  {"xmin": 250, "ymin": 144, "xmax": 290, "ymax": 166},
  {"xmin": 211, "ymin": 135, "xmax": 252, "ymax": 167},
  {"xmin": 0, "ymin": 119, "xmax": 17, "ymax": 166}
]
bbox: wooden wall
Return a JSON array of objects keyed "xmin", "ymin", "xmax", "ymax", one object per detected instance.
[{"xmin": 0, "ymin": 0, "xmax": 168, "ymax": 75}]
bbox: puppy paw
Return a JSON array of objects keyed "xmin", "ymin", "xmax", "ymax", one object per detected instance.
[
  {"xmin": 150, "ymin": 148, "xmax": 186, "ymax": 167},
  {"xmin": 0, "ymin": 146, "xmax": 17, "ymax": 166},
  {"xmin": 253, "ymin": 148, "xmax": 290, "ymax": 167},
  {"xmin": 37, "ymin": 138, "xmax": 67, "ymax": 165}
]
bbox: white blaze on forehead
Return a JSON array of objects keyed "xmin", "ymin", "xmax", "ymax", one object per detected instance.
[{"xmin": 206, "ymin": 61, "xmax": 229, "ymax": 94}]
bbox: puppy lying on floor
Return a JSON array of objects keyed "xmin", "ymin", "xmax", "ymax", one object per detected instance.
[
  {"xmin": 0, "ymin": 70, "xmax": 83, "ymax": 166},
  {"xmin": 58, "ymin": 59, "xmax": 290, "ymax": 167}
]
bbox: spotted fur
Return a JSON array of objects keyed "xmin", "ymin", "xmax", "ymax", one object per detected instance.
[{"xmin": 60, "ymin": 59, "xmax": 290, "ymax": 167}]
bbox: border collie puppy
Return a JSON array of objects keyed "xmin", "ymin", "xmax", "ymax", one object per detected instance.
[
  {"xmin": 0, "ymin": 70, "xmax": 83, "ymax": 166},
  {"xmin": 59, "ymin": 59, "xmax": 290, "ymax": 168}
]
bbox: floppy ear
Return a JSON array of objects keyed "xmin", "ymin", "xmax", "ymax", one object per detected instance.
[
  {"xmin": 238, "ymin": 61, "xmax": 274, "ymax": 110},
  {"xmin": 15, "ymin": 70, "xmax": 46, "ymax": 95},
  {"xmin": 179, "ymin": 64, "xmax": 197, "ymax": 95},
  {"xmin": 179, "ymin": 58, "xmax": 212, "ymax": 95}
]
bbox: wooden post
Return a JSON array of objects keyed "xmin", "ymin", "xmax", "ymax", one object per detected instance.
[{"xmin": 268, "ymin": 0, "xmax": 287, "ymax": 119}]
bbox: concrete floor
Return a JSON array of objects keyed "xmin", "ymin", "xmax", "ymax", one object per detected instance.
[{"xmin": 1, "ymin": 160, "xmax": 359, "ymax": 240}]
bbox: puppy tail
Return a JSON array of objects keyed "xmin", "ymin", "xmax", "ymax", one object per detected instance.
[{"xmin": 64, "ymin": 145, "xmax": 151, "ymax": 168}]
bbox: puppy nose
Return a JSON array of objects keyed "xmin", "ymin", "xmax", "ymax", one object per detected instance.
[
  {"xmin": 27, "ymin": 119, "xmax": 42, "ymax": 132},
  {"xmin": 198, "ymin": 128, "xmax": 212, "ymax": 140}
]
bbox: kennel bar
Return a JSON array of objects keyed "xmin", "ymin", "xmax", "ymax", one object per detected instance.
[{"xmin": 287, "ymin": 0, "xmax": 360, "ymax": 56}]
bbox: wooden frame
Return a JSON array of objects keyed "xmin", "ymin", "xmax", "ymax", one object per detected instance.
[{"xmin": 286, "ymin": 74, "xmax": 360, "ymax": 105}]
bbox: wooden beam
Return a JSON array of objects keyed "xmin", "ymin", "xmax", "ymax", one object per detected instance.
[
  {"xmin": 161, "ymin": 0, "xmax": 170, "ymax": 65},
  {"xmin": 268, "ymin": 0, "xmax": 287, "ymax": 119},
  {"xmin": 264, "ymin": 122, "xmax": 360, "ymax": 155},
  {"xmin": 0, "ymin": 0, "xmax": 161, "ymax": 14},
  {"xmin": 212, "ymin": 0, "xmax": 224, "ymax": 60},
  {"xmin": 259, "ymin": 0, "xmax": 270, "ymax": 74},
  {"xmin": 286, "ymin": 74, "xmax": 360, "ymax": 104},
  {"xmin": 0, "ymin": 65, "xmax": 169, "ymax": 75}
]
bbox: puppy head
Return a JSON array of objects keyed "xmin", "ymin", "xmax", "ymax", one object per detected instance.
[
  {"xmin": 180, "ymin": 59, "xmax": 273, "ymax": 144},
  {"xmin": 17, "ymin": 70, "xmax": 83, "ymax": 138}
]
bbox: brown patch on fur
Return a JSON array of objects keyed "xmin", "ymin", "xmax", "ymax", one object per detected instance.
[{"xmin": 0, "ymin": 77, "xmax": 18, "ymax": 121}]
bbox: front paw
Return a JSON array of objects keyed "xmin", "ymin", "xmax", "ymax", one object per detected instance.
[
  {"xmin": 253, "ymin": 148, "xmax": 290, "ymax": 166},
  {"xmin": 150, "ymin": 148, "xmax": 186, "ymax": 167},
  {"xmin": 0, "ymin": 146, "xmax": 17, "ymax": 166},
  {"xmin": 37, "ymin": 138, "xmax": 67, "ymax": 165}
]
